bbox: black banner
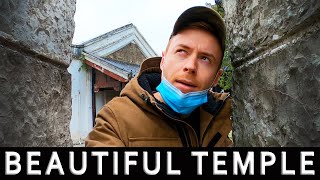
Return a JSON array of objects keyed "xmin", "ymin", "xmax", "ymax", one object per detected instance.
[{"xmin": 0, "ymin": 148, "xmax": 319, "ymax": 176}]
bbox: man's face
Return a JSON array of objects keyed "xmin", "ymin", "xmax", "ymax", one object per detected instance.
[{"xmin": 160, "ymin": 28, "xmax": 223, "ymax": 94}]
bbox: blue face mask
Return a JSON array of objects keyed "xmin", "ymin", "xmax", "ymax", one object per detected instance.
[{"xmin": 156, "ymin": 75, "xmax": 209, "ymax": 115}]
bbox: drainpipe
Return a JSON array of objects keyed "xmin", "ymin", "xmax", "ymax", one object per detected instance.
[{"xmin": 91, "ymin": 68, "xmax": 96, "ymax": 127}]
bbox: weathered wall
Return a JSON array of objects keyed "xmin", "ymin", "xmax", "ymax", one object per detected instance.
[
  {"xmin": 0, "ymin": 0, "xmax": 76, "ymax": 146},
  {"xmin": 105, "ymin": 43, "xmax": 146, "ymax": 65},
  {"xmin": 224, "ymin": 0, "xmax": 320, "ymax": 146}
]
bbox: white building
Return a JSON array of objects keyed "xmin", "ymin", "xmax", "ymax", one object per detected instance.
[{"xmin": 68, "ymin": 24, "xmax": 157, "ymax": 145}]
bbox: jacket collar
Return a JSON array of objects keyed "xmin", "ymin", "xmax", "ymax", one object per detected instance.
[{"xmin": 137, "ymin": 57, "xmax": 162, "ymax": 75}]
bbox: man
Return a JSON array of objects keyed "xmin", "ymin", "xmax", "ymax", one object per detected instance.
[{"xmin": 85, "ymin": 6, "xmax": 233, "ymax": 147}]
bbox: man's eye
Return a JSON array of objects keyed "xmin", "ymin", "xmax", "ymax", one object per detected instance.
[
  {"xmin": 177, "ymin": 49, "xmax": 187, "ymax": 54},
  {"xmin": 200, "ymin": 56, "xmax": 210, "ymax": 61}
]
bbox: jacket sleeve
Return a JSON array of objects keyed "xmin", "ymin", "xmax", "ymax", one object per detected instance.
[{"xmin": 85, "ymin": 105, "xmax": 125, "ymax": 147}]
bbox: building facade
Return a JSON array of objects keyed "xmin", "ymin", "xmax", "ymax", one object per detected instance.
[{"xmin": 68, "ymin": 24, "xmax": 158, "ymax": 145}]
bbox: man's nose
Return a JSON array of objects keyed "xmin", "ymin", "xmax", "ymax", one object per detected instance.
[{"xmin": 183, "ymin": 56, "xmax": 197, "ymax": 74}]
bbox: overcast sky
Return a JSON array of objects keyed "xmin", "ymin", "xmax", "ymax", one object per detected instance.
[{"xmin": 72, "ymin": 0, "xmax": 213, "ymax": 55}]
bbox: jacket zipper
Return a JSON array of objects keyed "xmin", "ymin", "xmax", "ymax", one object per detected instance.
[
  {"xmin": 155, "ymin": 103, "xmax": 200, "ymax": 147},
  {"xmin": 150, "ymin": 93, "xmax": 230, "ymax": 147},
  {"xmin": 176, "ymin": 125, "xmax": 189, "ymax": 147},
  {"xmin": 143, "ymin": 94, "xmax": 194, "ymax": 147}
]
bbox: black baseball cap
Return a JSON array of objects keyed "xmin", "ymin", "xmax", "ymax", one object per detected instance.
[{"xmin": 170, "ymin": 6, "xmax": 226, "ymax": 53}]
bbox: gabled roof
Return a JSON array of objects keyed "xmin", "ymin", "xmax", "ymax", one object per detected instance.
[
  {"xmin": 72, "ymin": 23, "xmax": 156, "ymax": 82},
  {"xmin": 79, "ymin": 23, "xmax": 158, "ymax": 58},
  {"xmin": 83, "ymin": 52, "xmax": 140, "ymax": 82},
  {"xmin": 103, "ymin": 57, "xmax": 140, "ymax": 77}
]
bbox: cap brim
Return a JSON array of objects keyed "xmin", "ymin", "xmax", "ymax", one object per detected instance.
[{"xmin": 171, "ymin": 6, "xmax": 226, "ymax": 52}]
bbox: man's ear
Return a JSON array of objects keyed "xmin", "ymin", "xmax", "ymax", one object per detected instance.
[
  {"xmin": 212, "ymin": 69, "xmax": 223, "ymax": 86},
  {"xmin": 160, "ymin": 51, "xmax": 165, "ymax": 71}
]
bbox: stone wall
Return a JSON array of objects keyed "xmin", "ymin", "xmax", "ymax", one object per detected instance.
[
  {"xmin": 0, "ymin": 0, "xmax": 76, "ymax": 146},
  {"xmin": 105, "ymin": 42, "xmax": 146, "ymax": 65},
  {"xmin": 224, "ymin": 0, "xmax": 320, "ymax": 146}
]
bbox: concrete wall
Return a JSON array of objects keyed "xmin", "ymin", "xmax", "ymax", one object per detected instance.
[
  {"xmin": 224, "ymin": 0, "xmax": 320, "ymax": 146},
  {"xmin": 0, "ymin": 0, "xmax": 76, "ymax": 146}
]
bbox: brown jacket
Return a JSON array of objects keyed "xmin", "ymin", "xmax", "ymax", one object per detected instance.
[{"xmin": 85, "ymin": 57, "xmax": 233, "ymax": 147}]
